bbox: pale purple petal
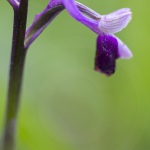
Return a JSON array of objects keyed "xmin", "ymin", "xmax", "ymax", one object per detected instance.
[
  {"xmin": 114, "ymin": 35, "xmax": 133, "ymax": 59},
  {"xmin": 61, "ymin": 0, "xmax": 101, "ymax": 34},
  {"xmin": 107, "ymin": 8, "xmax": 131, "ymax": 16},
  {"xmin": 98, "ymin": 8, "xmax": 132, "ymax": 34}
]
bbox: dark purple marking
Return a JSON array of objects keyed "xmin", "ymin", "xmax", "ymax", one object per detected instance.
[{"xmin": 95, "ymin": 34, "xmax": 119, "ymax": 75}]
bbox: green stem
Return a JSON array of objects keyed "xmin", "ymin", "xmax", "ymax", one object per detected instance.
[{"xmin": 1, "ymin": 1, "xmax": 28, "ymax": 150}]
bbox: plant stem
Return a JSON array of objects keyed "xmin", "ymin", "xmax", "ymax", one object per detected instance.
[{"xmin": 1, "ymin": 1, "xmax": 28, "ymax": 150}]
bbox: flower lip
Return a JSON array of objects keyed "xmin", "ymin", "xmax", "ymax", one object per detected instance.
[{"xmin": 95, "ymin": 34, "xmax": 119, "ymax": 76}]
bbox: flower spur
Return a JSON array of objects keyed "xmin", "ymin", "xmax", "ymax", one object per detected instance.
[{"xmin": 24, "ymin": 0, "xmax": 132, "ymax": 76}]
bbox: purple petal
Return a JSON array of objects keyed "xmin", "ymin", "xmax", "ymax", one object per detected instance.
[
  {"xmin": 114, "ymin": 35, "xmax": 133, "ymax": 59},
  {"xmin": 95, "ymin": 34, "xmax": 119, "ymax": 76},
  {"xmin": 8, "ymin": 0, "xmax": 20, "ymax": 9},
  {"xmin": 98, "ymin": 8, "xmax": 132, "ymax": 34},
  {"xmin": 75, "ymin": 1, "xmax": 101, "ymax": 20},
  {"xmin": 25, "ymin": 3, "xmax": 64, "ymax": 49},
  {"xmin": 47, "ymin": 0, "xmax": 62, "ymax": 9},
  {"xmin": 50, "ymin": 0, "xmax": 101, "ymax": 20},
  {"xmin": 61, "ymin": 0, "xmax": 101, "ymax": 34}
]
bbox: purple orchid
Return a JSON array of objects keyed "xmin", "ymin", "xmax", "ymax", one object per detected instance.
[
  {"xmin": 1, "ymin": 1, "xmax": 133, "ymax": 149},
  {"xmin": 25, "ymin": 0, "xmax": 132, "ymax": 75}
]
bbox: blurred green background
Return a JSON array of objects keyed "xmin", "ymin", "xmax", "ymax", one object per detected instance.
[{"xmin": 0, "ymin": 0, "xmax": 150, "ymax": 150}]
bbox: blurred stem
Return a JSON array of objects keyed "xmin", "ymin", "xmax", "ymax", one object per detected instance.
[{"xmin": 1, "ymin": 1, "xmax": 28, "ymax": 150}]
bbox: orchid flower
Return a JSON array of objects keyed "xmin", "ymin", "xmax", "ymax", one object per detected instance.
[
  {"xmin": 1, "ymin": 1, "xmax": 133, "ymax": 149},
  {"xmin": 25, "ymin": 0, "xmax": 132, "ymax": 75}
]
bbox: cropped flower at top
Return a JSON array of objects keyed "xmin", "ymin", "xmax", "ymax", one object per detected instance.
[{"xmin": 24, "ymin": 0, "xmax": 133, "ymax": 76}]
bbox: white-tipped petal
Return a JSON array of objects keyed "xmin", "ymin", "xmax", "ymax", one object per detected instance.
[{"xmin": 98, "ymin": 8, "xmax": 132, "ymax": 34}]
